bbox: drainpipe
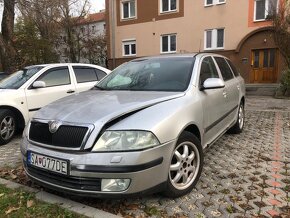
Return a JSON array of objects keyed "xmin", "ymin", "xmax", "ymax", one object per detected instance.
[{"xmin": 111, "ymin": 0, "xmax": 116, "ymax": 69}]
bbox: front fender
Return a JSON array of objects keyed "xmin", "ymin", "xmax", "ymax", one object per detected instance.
[{"xmin": 108, "ymin": 94, "xmax": 203, "ymax": 144}]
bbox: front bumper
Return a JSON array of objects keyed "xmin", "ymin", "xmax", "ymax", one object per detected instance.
[{"xmin": 21, "ymin": 136, "xmax": 176, "ymax": 197}]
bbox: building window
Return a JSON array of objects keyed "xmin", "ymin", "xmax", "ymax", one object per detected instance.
[
  {"xmin": 123, "ymin": 40, "xmax": 136, "ymax": 56},
  {"xmin": 254, "ymin": 0, "xmax": 278, "ymax": 21},
  {"xmin": 121, "ymin": 0, "xmax": 136, "ymax": 19},
  {"xmin": 91, "ymin": 25, "xmax": 95, "ymax": 33},
  {"xmin": 204, "ymin": 28, "xmax": 224, "ymax": 50},
  {"xmin": 161, "ymin": 0, "xmax": 177, "ymax": 13},
  {"xmin": 161, "ymin": 34, "xmax": 176, "ymax": 53},
  {"xmin": 205, "ymin": 0, "xmax": 226, "ymax": 6}
]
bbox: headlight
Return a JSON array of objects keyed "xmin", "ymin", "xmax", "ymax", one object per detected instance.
[{"xmin": 92, "ymin": 131, "xmax": 160, "ymax": 152}]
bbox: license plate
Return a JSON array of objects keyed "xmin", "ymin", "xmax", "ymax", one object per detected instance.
[{"xmin": 28, "ymin": 151, "xmax": 68, "ymax": 175}]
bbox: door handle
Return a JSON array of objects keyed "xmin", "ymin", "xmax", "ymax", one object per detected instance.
[{"xmin": 67, "ymin": 90, "xmax": 75, "ymax": 94}]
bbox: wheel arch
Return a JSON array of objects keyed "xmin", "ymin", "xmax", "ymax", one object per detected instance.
[
  {"xmin": 181, "ymin": 124, "xmax": 201, "ymax": 143},
  {"xmin": 0, "ymin": 106, "xmax": 25, "ymax": 130},
  {"xmin": 241, "ymin": 96, "xmax": 245, "ymax": 106}
]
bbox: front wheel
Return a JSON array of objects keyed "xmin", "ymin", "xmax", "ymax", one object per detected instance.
[
  {"xmin": 228, "ymin": 102, "xmax": 244, "ymax": 134},
  {"xmin": 163, "ymin": 131, "xmax": 203, "ymax": 198},
  {"xmin": 0, "ymin": 109, "xmax": 16, "ymax": 145}
]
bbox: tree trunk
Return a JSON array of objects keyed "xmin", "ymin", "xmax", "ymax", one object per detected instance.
[{"xmin": 0, "ymin": 0, "xmax": 17, "ymax": 73}]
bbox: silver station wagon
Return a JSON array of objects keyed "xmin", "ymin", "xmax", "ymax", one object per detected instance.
[{"xmin": 21, "ymin": 53, "xmax": 245, "ymax": 198}]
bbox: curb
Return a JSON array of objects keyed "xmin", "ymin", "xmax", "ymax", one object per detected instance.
[{"xmin": 0, "ymin": 178, "xmax": 121, "ymax": 218}]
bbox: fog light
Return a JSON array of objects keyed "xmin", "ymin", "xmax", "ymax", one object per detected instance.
[{"xmin": 101, "ymin": 179, "xmax": 130, "ymax": 192}]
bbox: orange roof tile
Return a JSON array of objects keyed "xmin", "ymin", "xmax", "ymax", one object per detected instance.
[{"xmin": 76, "ymin": 12, "xmax": 105, "ymax": 25}]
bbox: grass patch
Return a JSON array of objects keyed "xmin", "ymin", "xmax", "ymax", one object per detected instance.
[{"xmin": 0, "ymin": 184, "xmax": 84, "ymax": 218}]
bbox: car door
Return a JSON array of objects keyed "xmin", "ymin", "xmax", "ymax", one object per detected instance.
[
  {"xmin": 198, "ymin": 56, "xmax": 228, "ymax": 145},
  {"xmin": 25, "ymin": 66, "xmax": 76, "ymax": 119},
  {"xmin": 213, "ymin": 56, "xmax": 240, "ymax": 126},
  {"xmin": 72, "ymin": 66, "xmax": 108, "ymax": 93}
]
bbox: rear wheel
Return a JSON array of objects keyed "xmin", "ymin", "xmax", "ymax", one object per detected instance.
[
  {"xmin": 0, "ymin": 109, "xmax": 16, "ymax": 145},
  {"xmin": 163, "ymin": 131, "xmax": 203, "ymax": 198},
  {"xmin": 228, "ymin": 102, "xmax": 244, "ymax": 134}
]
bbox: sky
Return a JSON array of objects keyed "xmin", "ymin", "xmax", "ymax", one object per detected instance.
[{"xmin": 91, "ymin": 0, "xmax": 105, "ymax": 12}]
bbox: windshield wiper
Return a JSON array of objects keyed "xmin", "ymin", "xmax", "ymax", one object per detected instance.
[{"xmin": 93, "ymin": 85, "xmax": 107, "ymax": 90}]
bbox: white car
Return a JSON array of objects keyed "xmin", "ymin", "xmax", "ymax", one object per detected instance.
[{"xmin": 0, "ymin": 63, "xmax": 110, "ymax": 145}]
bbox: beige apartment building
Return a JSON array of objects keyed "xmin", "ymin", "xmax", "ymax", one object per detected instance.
[{"xmin": 105, "ymin": 0, "xmax": 285, "ymax": 84}]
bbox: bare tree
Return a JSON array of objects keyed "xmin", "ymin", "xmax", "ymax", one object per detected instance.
[
  {"xmin": 58, "ymin": 0, "xmax": 91, "ymax": 62},
  {"xmin": 271, "ymin": 0, "xmax": 290, "ymax": 67},
  {"xmin": 82, "ymin": 33, "xmax": 107, "ymax": 66},
  {"xmin": 0, "ymin": 0, "xmax": 17, "ymax": 73},
  {"xmin": 271, "ymin": 0, "xmax": 290, "ymax": 95}
]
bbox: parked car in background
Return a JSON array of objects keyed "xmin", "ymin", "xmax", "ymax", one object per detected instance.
[
  {"xmin": 0, "ymin": 72, "xmax": 9, "ymax": 81},
  {"xmin": 0, "ymin": 63, "xmax": 110, "ymax": 145},
  {"xmin": 22, "ymin": 53, "xmax": 245, "ymax": 198}
]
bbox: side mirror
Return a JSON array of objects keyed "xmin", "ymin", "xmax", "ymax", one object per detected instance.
[
  {"xmin": 201, "ymin": 78, "xmax": 225, "ymax": 90},
  {"xmin": 32, "ymin": 81, "xmax": 46, "ymax": 89}
]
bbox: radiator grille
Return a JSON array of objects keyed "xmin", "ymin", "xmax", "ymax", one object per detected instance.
[{"xmin": 29, "ymin": 122, "xmax": 88, "ymax": 148}]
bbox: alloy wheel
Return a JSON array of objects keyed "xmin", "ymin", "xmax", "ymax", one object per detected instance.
[
  {"xmin": 169, "ymin": 142, "xmax": 200, "ymax": 190},
  {"xmin": 238, "ymin": 105, "xmax": 244, "ymax": 130},
  {"xmin": 0, "ymin": 116, "xmax": 15, "ymax": 141}
]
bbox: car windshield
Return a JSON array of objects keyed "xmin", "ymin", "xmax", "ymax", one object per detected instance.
[
  {"xmin": 0, "ymin": 66, "xmax": 44, "ymax": 89},
  {"xmin": 96, "ymin": 57, "xmax": 195, "ymax": 92}
]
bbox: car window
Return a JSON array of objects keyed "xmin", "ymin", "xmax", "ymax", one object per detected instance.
[
  {"xmin": 97, "ymin": 57, "xmax": 195, "ymax": 92},
  {"xmin": 96, "ymin": 69, "xmax": 107, "ymax": 80},
  {"xmin": 36, "ymin": 67, "xmax": 70, "ymax": 87},
  {"xmin": 199, "ymin": 56, "xmax": 219, "ymax": 86},
  {"xmin": 73, "ymin": 67, "xmax": 98, "ymax": 83},
  {"xmin": 226, "ymin": 59, "xmax": 240, "ymax": 77},
  {"xmin": 214, "ymin": 57, "xmax": 234, "ymax": 81}
]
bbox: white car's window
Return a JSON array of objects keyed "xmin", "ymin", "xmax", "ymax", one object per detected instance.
[
  {"xmin": 73, "ymin": 67, "xmax": 98, "ymax": 83},
  {"xmin": 214, "ymin": 57, "xmax": 234, "ymax": 81},
  {"xmin": 36, "ymin": 67, "xmax": 70, "ymax": 87},
  {"xmin": 96, "ymin": 57, "xmax": 195, "ymax": 92},
  {"xmin": 95, "ymin": 69, "xmax": 107, "ymax": 80},
  {"xmin": 199, "ymin": 57, "xmax": 220, "ymax": 86},
  {"xmin": 0, "ymin": 66, "xmax": 44, "ymax": 89}
]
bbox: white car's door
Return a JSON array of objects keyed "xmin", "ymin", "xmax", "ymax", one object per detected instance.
[
  {"xmin": 72, "ymin": 66, "xmax": 108, "ymax": 93},
  {"xmin": 213, "ymin": 57, "xmax": 240, "ymax": 126},
  {"xmin": 198, "ymin": 56, "xmax": 228, "ymax": 145},
  {"xmin": 25, "ymin": 66, "xmax": 76, "ymax": 119}
]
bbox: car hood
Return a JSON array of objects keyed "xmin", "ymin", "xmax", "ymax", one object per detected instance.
[
  {"xmin": 0, "ymin": 89, "xmax": 16, "ymax": 93},
  {"xmin": 34, "ymin": 90, "xmax": 185, "ymax": 125}
]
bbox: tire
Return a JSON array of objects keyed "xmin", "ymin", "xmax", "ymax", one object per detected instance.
[
  {"xmin": 0, "ymin": 109, "xmax": 16, "ymax": 145},
  {"xmin": 228, "ymin": 102, "xmax": 245, "ymax": 134},
  {"xmin": 163, "ymin": 131, "xmax": 204, "ymax": 198}
]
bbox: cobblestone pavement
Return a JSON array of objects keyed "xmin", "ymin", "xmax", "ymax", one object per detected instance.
[
  {"xmin": 0, "ymin": 97, "xmax": 290, "ymax": 217},
  {"xmin": 0, "ymin": 135, "xmax": 21, "ymax": 168},
  {"xmin": 105, "ymin": 110, "xmax": 288, "ymax": 217}
]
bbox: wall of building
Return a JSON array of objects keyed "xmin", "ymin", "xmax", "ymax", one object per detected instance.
[
  {"xmin": 110, "ymin": 0, "xmax": 261, "ymax": 59},
  {"xmin": 106, "ymin": 0, "xmax": 284, "ymax": 83}
]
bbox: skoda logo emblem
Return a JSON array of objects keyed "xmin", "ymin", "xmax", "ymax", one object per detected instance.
[{"xmin": 48, "ymin": 121, "xmax": 61, "ymax": 134}]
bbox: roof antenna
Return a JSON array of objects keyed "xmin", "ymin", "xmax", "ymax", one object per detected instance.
[{"xmin": 199, "ymin": 39, "xmax": 202, "ymax": 53}]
